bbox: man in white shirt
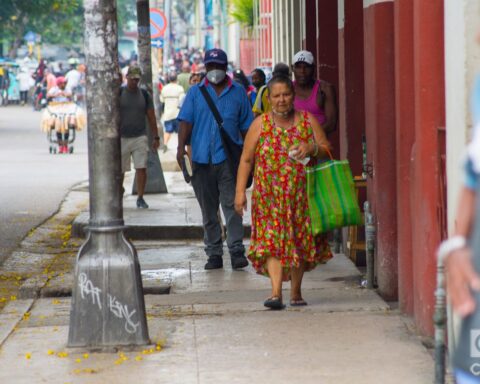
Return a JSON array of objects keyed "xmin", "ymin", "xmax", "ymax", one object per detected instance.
[
  {"xmin": 160, "ymin": 71, "xmax": 185, "ymax": 151},
  {"xmin": 65, "ymin": 64, "xmax": 82, "ymax": 93}
]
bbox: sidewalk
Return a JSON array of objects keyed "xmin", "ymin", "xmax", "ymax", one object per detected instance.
[{"xmin": 0, "ymin": 165, "xmax": 435, "ymax": 383}]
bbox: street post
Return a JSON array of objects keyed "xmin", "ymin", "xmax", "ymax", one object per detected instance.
[
  {"xmin": 132, "ymin": 0, "xmax": 168, "ymax": 195},
  {"xmin": 68, "ymin": 0, "xmax": 150, "ymax": 348}
]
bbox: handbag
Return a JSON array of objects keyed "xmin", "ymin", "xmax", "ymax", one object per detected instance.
[
  {"xmin": 199, "ymin": 85, "xmax": 253, "ymax": 188},
  {"xmin": 306, "ymin": 148, "xmax": 363, "ymax": 234}
]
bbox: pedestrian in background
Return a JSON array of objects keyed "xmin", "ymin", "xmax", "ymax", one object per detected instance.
[
  {"xmin": 235, "ymin": 75, "xmax": 332, "ymax": 309},
  {"xmin": 252, "ymin": 63, "xmax": 290, "ymax": 117},
  {"xmin": 177, "ymin": 48, "xmax": 253, "ymax": 271},
  {"xmin": 17, "ymin": 67, "xmax": 34, "ymax": 106},
  {"xmin": 160, "ymin": 71, "xmax": 185, "ymax": 152},
  {"xmin": 292, "ymin": 50, "xmax": 338, "ymax": 135},
  {"xmin": 250, "ymin": 68, "xmax": 266, "ymax": 106},
  {"xmin": 177, "ymin": 62, "xmax": 191, "ymax": 93},
  {"xmin": 120, "ymin": 65, "xmax": 160, "ymax": 209}
]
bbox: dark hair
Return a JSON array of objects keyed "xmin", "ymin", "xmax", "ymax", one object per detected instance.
[
  {"xmin": 267, "ymin": 75, "xmax": 294, "ymax": 94},
  {"xmin": 251, "ymin": 68, "xmax": 266, "ymax": 83},
  {"xmin": 168, "ymin": 72, "xmax": 177, "ymax": 82},
  {"xmin": 272, "ymin": 63, "xmax": 290, "ymax": 77},
  {"xmin": 233, "ymin": 69, "xmax": 250, "ymax": 90}
]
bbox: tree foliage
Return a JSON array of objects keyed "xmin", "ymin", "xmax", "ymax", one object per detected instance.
[
  {"xmin": 229, "ymin": 0, "xmax": 254, "ymax": 28},
  {"xmin": 0, "ymin": 0, "xmax": 84, "ymax": 56},
  {"xmin": 174, "ymin": 0, "xmax": 196, "ymax": 24},
  {"xmin": 117, "ymin": 0, "xmax": 138, "ymax": 33}
]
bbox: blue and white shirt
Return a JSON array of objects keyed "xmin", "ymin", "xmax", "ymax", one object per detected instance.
[{"xmin": 178, "ymin": 77, "xmax": 253, "ymax": 165}]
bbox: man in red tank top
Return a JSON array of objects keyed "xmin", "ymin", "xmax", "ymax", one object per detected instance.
[{"xmin": 292, "ymin": 50, "xmax": 338, "ymax": 135}]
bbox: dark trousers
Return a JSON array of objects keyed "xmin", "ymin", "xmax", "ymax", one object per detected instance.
[
  {"xmin": 191, "ymin": 161, "xmax": 245, "ymax": 259},
  {"xmin": 20, "ymin": 91, "xmax": 28, "ymax": 104}
]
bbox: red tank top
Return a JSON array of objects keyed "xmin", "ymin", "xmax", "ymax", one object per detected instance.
[{"xmin": 293, "ymin": 80, "xmax": 326, "ymax": 125}]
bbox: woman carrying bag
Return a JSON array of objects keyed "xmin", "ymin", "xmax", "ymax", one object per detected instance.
[{"xmin": 234, "ymin": 75, "xmax": 333, "ymax": 309}]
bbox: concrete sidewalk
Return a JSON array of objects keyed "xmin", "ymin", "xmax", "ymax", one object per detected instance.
[{"xmin": 0, "ymin": 166, "xmax": 435, "ymax": 383}]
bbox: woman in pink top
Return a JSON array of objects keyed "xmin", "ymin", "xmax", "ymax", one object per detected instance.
[{"xmin": 292, "ymin": 50, "xmax": 337, "ymax": 135}]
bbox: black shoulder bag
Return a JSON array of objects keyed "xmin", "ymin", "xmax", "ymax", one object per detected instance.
[{"xmin": 199, "ymin": 85, "xmax": 253, "ymax": 188}]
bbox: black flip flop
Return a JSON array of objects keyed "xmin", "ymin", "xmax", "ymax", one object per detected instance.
[
  {"xmin": 264, "ymin": 297, "xmax": 285, "ymax": 310},
  {"xmin": 290, "ymin": 299, "xmax": 308, "ymax": 307}
]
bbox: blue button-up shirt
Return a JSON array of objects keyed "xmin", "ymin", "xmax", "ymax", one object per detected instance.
[{"xmin": 178, "ymin": 77, "xmax": 253, "ymax": 164}]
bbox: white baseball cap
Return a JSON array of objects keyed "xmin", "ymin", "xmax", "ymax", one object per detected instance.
[{"xmin": 293, "ymin": 50, "xmax": 315, "ymax": 66}]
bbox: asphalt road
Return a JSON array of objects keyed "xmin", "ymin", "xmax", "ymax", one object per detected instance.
[{"xmin": 0, "ymin": 104, "xmax": 88, "ymax": 264}]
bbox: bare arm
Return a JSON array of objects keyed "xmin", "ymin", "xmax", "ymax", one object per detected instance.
[
  {"xmin": 445, "ymin": 186, "xmax": 480, "ymax": 317},
  {"xmin": 234, "ymin": 116, "xmax": 262, "ymax": 216},
  {"xmin": 319, "ymin": 82, "xmax": 337, "ymax": 135},
  {"xmin": 289, "ymin": 112, "xmax": 331, "ymax": 161},
  {"xmin": 146, "ymin": 108, "xmax": 160, "ymax": 150},
  {"xmin": 176, "ymin": 120, "xmax": 193, "ymax": 167}
]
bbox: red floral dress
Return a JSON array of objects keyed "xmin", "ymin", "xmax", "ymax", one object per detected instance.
[{"xmin": 248, "ymin": 112, "xmax": 332, "ymax": 278}]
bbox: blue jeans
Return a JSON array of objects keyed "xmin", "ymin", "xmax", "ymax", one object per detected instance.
[
  {"xmin": 164, "ymin": 119, "xmax": 178, "ymax": 133},
  {"xmin": 191, "ymin": 161, "xmax": 245, "ymax": 259}
]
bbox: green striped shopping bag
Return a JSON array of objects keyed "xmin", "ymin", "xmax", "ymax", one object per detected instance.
[{"xmin": 306, "ymin": 158, "xmax": 363, "ymax": 235}]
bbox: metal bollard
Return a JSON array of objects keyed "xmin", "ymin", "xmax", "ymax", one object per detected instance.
[{"xmin": 364, "ymin": 201, "xmax": 375, "ymax": 289}]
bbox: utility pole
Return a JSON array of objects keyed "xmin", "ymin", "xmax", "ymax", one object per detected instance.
[
  {"xmin": 162, "ymin": 0, "xmax": 172, "ymax": 75},
  {"xmin": 133, "ymin": 0, "xmax": 168, "ymax": 194},
  {"xmin": 68, "ymin": 0, "xmax": 150, "ymax": 348}
]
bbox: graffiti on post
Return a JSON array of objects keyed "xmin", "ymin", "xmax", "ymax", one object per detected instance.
[
  {"xmin": 77, "ymin": 273, "xmax": 140, "ymax": 334},
  {"xmin": 108, "ymin": 294, "xmax": 140, "ymax": 334},
  {"xmin": 79, "ymin": 273, "xmax": 102, "ymax": 310}
]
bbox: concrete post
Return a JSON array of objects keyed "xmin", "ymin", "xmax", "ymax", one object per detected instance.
[
  {"xmin": 68, "ymin": 0, "xmax": 149, "ymax": 348},
  {"xmin": 363, "ymin": 0, "xmax": 398, "ymax": 301},
  {"xmin": 394, "ymin": 0, "xmax": 415, "ymax": 316},
  {"xmin": 133, "ymin": 0, "xmax": 167, "ymax": 195}
]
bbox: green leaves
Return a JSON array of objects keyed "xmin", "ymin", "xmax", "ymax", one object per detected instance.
[
  {"xmin": 0, "ymin": 0, "xmax": 84, "ymax": 55},
  {"xmin": 229, "ymin": 0, "xmax": 254, "ymax": 28}
]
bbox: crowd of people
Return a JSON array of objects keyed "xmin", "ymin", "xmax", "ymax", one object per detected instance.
[
  {"xmin": 121, "ymin": 47, "xmax": 337, "ymax": 310},
  {"xmin": 0, "ymin": 57, "xmax": 86, "ymax": 108}
]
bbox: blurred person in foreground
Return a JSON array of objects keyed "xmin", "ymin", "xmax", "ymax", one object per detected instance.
[
  {"xmin": 438, "ymin": 30, "xmax": 480, "ymax": 382},
  {"xmin": 234, "ymin": 75, "xmax": 332, "ymax": 309}
]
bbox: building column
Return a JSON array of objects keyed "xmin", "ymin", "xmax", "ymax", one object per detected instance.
[
  {"xmin": 394, "ymin": 0, "xmax": 415, "ymax": 315},
  {"xmin": 338, "ymin": 0, "xmax": 365, "ymax": 175},
  {"xmin": 312, "ymin": 0, "xmax": 339, "ymax": 152},
  {"xmin": 412, "ymin": 0, "xmax": 446, "ymax": 336},
  {"xmin": 363, "ymin": 0, "xmax": 398, "ymax": 300}
]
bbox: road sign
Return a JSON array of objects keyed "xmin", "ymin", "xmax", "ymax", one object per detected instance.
[
  {"xmin": 149, "ymin": 8, "xmax": 167, "ymax": 39},
  {"xmin": 151, "ymin": 38, "xmax": 164, "ymax": 49},
  {"xmin": 24, "ymin": 31, "xmax": 36, "ymax": 43}
]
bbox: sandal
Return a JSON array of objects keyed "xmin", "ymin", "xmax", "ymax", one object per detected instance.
[
  {"xmin": 290, "ymin": 298, "xmax": 308, "ymax": 307},
  {"xmin": 264, "ymin": 296, "xmax": 285, "ymax": 310}
]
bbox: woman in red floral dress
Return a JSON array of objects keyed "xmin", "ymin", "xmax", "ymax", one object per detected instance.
[{"xmin": 235, "ymin": 75, "xmax": 332, "ymax": 310}]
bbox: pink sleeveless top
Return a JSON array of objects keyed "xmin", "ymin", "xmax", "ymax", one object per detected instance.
[{"xmin": 294, "ymin": 80, "xmax": 326, "ymax": 125}]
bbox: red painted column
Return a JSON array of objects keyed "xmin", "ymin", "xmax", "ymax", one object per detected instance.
[
  {"xmin": 412, "ymin": 1, "xmax": 445, "ymax": 336},
  {"xmin": 363, "ymin": 0, "xmax": 398, "ymax": 300},
  {"xmin": 394, "ymin": 0, "xmax": 415, "ymax": 315},
  {"xmin": 338, "ymin": 0, "xmax": 365, "ymax": 176},
  {"xmin": 315, "ymin": 0, "xmax": 339, "ymax": 155},
  {"xmin": 305, "ymin": 0, "xmax": 317, "ymax": 56}
]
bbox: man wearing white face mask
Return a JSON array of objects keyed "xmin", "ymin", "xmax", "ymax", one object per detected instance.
[{"xmin": 177, "ymin": 48, "xmax": 253, "ymax": 271}]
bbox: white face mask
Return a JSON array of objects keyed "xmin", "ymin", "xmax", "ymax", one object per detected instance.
[{"xmin": 206, "ymin": 69, "xmax": 226, "ymax": 84}]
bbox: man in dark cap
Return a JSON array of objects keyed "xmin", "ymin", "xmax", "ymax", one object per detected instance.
[
  {"xmin": 120, "ymin": 65, "xmax": 160, "ymax": 209},
  {"xmin": 177, "ymin": 49, "xmax": 253, "ymax": 271}
]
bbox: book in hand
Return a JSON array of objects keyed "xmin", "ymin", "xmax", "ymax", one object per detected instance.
[{"xmin": 181, "ymin": 154, "xmax": 192, "ymax": 183}]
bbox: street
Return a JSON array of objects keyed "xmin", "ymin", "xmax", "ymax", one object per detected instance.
[{"xmin": 0, "ymin": 105, "xmax": 88, "ymax": 264}]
